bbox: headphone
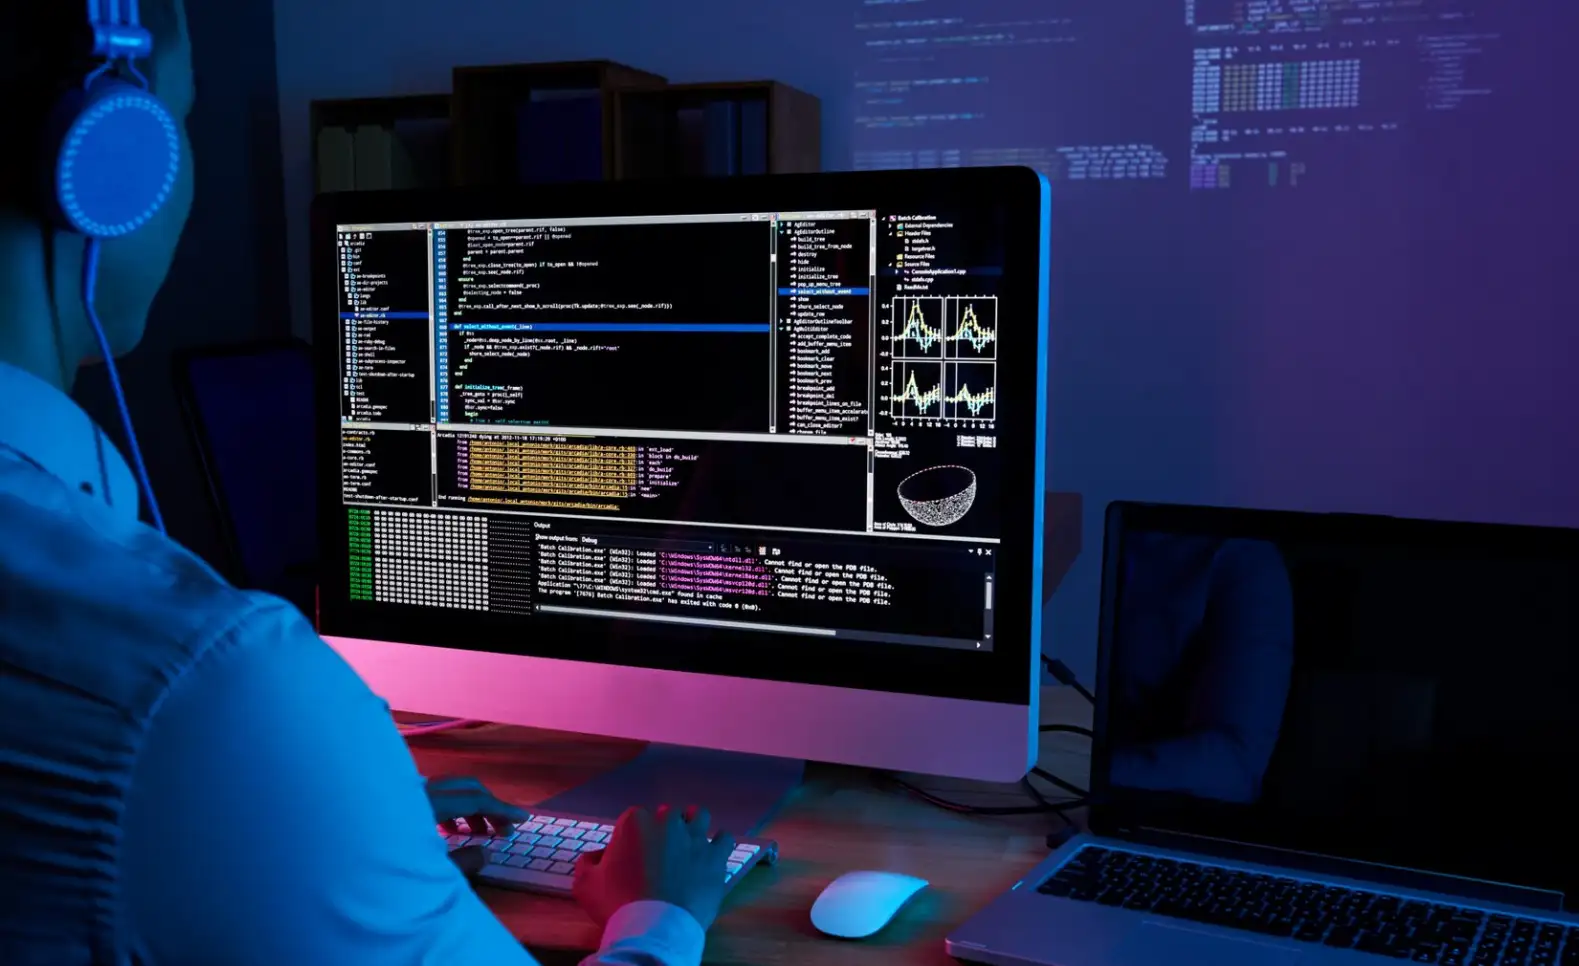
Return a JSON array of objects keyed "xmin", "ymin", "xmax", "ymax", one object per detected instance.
[{"xmin": 43, "ymin": 0, "xmax": 183, "ymax": 534}]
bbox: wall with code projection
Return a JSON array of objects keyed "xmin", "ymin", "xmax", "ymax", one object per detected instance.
[{"xmin": 275, "ymin": 0, "xmax": 1579, "ymax": 682}]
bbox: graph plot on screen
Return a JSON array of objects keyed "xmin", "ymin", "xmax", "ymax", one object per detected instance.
[
  {"xmin": 888, "ymin": 296, "xmax": 998, "ymax": 425},
  {"xmin": 889, "ymin": 360, "xmax": 946, "ymax": 419},
  {"xmin": 890, "ymin": 297, "xmax": 946, "ymax": 357},
  {"xmin": 946, "ymin": 298, "xmax": 998, "ymax": 359},
  {"xmin": 946, "ymin": 362, "xmax": 996, "ymax": 422},
  {"xmin": 891, "ymin": 296, "xmax": 999, "ymax": 360}
]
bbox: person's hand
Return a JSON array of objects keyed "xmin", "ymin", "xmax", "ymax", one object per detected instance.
[
  {"xmin": 426, "ymin": 775, "xmax": 530, "ymax": 876},
  {"xmin": 573, "ymin": 804, "xmax": 736, "ymax": 931}
]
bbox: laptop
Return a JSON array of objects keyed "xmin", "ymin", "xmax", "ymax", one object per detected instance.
[{"xmin": 948, "ymin": 502, "xmax": 1579, "ymax": 966}]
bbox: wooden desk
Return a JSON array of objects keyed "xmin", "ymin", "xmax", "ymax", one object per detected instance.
[{"xmin": 408, "ymin": 687, "xmax": 1091, "ymax": 965}]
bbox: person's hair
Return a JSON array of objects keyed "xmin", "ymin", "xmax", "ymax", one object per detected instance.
[{"xmin": 0, "ymin": 0, "xmax": 180, "ymax": 212}]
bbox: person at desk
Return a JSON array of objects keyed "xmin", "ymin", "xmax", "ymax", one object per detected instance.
[
  {"xmin": 1107, "ymin": 532, "xmax": 1294, "ymax": 804},
  {"xmin": 0, "ymin": 4, "xmax": 728, "ymax": 964}
]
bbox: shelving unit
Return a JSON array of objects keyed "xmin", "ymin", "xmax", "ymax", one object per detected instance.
[
  {"xmin": 450, "ymin": 60, "xmax": 667, "ymax": 186},
  {"xmin": 310, "ymin": 94, "xmax": 451, "ymax": 193},
  {"xmin": 312, "ymin": 67, "xmax": 823, "ymax": 192},
  {"xmin": 613, "ymin": 81, "xmax": 821, "ymax": 180}
]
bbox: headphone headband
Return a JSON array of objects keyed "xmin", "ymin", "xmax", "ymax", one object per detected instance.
[{"xmin": 88, "ymin": 0, "xmax": 153, "ymax": 60}]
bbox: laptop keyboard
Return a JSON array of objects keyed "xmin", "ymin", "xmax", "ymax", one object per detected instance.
[{"xmin": 1037, "ymin": 847, "xmax": 1579, "ymax": 966}]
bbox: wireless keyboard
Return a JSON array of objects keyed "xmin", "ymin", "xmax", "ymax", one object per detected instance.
[{"xmin": 441, "ymin": 809, "xmax": 778, "ymax": 896}]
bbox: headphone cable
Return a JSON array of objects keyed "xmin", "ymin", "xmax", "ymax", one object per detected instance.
[{"xmin": 82, "ymin": 237, "xmax": 165, "ymax": 534}]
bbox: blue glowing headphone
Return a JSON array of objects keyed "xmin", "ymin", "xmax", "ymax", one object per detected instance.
[
  {"xmin": 48, "ymin": 1, "xmax": 181, "ymax": 238},
  {"xmin": 44, "ymin": 0, "xmax": 183, "ymax": 534}
]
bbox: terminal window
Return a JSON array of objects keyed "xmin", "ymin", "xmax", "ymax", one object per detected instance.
[{"xmin": 335, "ymin": 205, "xmax": 1009, "ymax": 652}]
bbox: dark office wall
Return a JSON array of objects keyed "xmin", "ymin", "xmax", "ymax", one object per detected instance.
[
  {"xmin": 273, "ymin": 0, "xmax": 1579, "ymax": 683},
  {"xmin": 75, "ymin": 0, "xmax": 291, "ymax": 566}
]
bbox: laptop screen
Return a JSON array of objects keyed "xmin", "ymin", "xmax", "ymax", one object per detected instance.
[{"xmin": 1093, "ymin": 504, "xmax": 1579, "ymax": 907}]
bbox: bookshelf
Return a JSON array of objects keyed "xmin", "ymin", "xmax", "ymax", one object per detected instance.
[
  {"xmin": 450, "ymin": 60, "xmax": 667, "ymax": 187},
  {"xmin": 310, "ymin": 67, "xmax": 824, "ymax": 192},
  {"xmin": 613, "ymin": 81, "xmax": 821, "ymax": 180},
  {"xmin": 310, "ymin": 94, "xmax": 451, "ymax": 193}
]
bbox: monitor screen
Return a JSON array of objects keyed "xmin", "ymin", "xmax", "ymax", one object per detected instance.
[
  {"xmin": 318, "ymin": 173, "xmax": 1044, "ymax": 705},
  {"xmin": 1097, "ymin": 505, "xmax": 1579, "ymax": 904}
]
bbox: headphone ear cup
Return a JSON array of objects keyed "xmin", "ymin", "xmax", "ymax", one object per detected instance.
[{"xmin": 44, "ymin": 78, "xmax": 181, "ymax": 239}]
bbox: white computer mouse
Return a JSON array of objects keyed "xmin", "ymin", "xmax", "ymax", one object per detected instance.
[{"xmin": 810, "ymin": 870, "xmax": 930, "ymax": 939}]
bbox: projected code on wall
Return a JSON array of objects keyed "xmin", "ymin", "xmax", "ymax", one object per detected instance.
[
  {"xmin": 1187, "ymin": 0, "xmax": 1504, "ymax": 189},
  {"xmin": 851, "ymin": 0, "xmax": 1511, "ymax": 192},
  {"xmin": 850, "ymin": 1, "xmax": 1170, "ymax": 182}
]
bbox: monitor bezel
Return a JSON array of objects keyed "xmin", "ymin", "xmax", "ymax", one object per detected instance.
[{"xmin": 309, "ymin": 167, "xmax": 1047, "ymax": 709}]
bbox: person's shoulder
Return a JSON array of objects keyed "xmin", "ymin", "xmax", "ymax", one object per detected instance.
[{"xmin": 0, "ymin": 462, "xmax": 285, "ymax": 662}]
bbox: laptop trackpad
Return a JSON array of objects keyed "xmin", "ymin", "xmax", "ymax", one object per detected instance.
[{"xmin": 1122, "ymin": 921, "xmax": 1303, "ymax": 965}]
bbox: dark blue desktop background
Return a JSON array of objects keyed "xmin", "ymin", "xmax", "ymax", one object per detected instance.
[{"xmin": 272, "ymin": 0, "xmax": 1579, "ymax": 682}]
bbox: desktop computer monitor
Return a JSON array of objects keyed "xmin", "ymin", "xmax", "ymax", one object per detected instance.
[{"xmin": 310, "ymin": 167, "xmax": 1050, "ymax": 831}]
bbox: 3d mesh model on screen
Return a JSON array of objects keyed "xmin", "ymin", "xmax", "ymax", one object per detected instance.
[{"xmin": 897, "ymin": 465, "xmax": 977, "ymax": 527}]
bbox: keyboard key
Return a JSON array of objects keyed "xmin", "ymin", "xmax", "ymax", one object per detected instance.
[
  {"xmin": 550, "ymin": 862, "xmax": 575, "ymax": 874},
  {"xmin": 529, "ymin": 846, "xmax": 555, "ymax": 859},
  {"xmin": 552, "ymin": 849, "xmax": 579, "ymax": 862},
  {"xmin": 528, "ymin": 858, "xmax": 554, "ymax": 871}
]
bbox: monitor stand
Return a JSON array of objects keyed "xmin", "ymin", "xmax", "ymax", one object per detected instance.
[{"xmin": 532, "ymin": 744, "xmax": 805, "ymax": 837}]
